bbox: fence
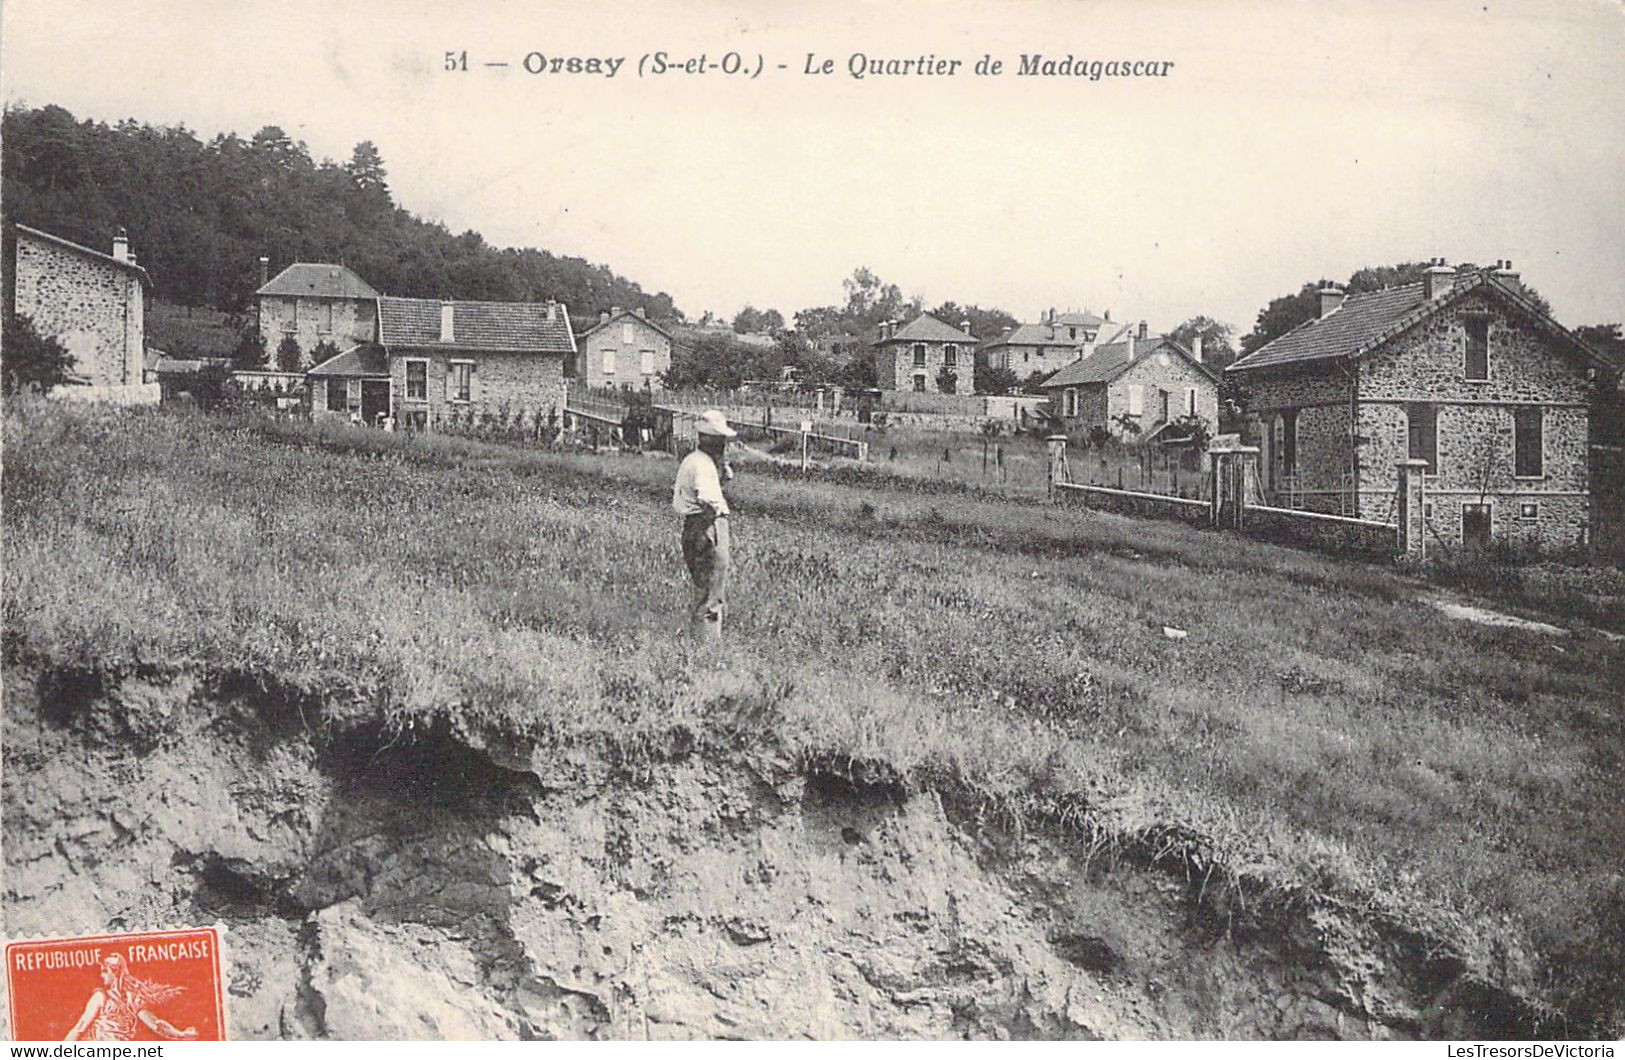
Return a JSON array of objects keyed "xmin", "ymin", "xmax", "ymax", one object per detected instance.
[{"xmin": 1046, "ymin": 436, "xmax": 1418, "ymax": 560}]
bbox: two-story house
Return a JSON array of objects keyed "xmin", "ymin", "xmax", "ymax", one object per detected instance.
[
  {"xmin": 871, "ymin": 313, "xmax": 976, "ymax": 395},
  {"xmin": 7, "ymin": 224, "xmax": 152, "ymax": 396},
  {"xmin": 256, "ymin": 262, "xmax": 380, "ymax": 365},
  {"xmin": 572, "ymin": 306, "xmax": 673, "ymax": 390},
  {"xmin": 1039, "ymin": 322, "xmax": 1221, "ymax": 439},
  {"xmin": 980, "ymin": 309, "xmax": 1123, "ymax": 379},
  {"xmin": 379, "ymin": 296, "xmax": 576, "ymax": 431},
  {"xmin": 1225, "ymin": 261, "xmax": 1617, "ymax": 549}
]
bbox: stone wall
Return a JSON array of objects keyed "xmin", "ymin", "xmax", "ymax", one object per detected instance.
[
  {"xmin": 390, "ymin": 349, "xmax": 565, "ymax": 432},
  {"xmin": 1056, "ymin": 483, "xmax": 1211, "ymax": 526},
  {"xmin": 14, "ymin": 232, "xmax": 144, "ymax": 388},
  {"xmin": 579, "ymin": 316, "xmax": 670, "ymax": 390},
  {"xmin": 258, "ymin": 296, "xmax": 377, "ymax": 365},
  {"xmin": 1241, "ymin": 504, "xmax": 1398, "ymax": 557}
]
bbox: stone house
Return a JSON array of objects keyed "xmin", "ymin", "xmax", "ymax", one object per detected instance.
[
  {"xmin": 871, "ymin": 313, "xmax": 977, "ymax": 395},
  {"xmin": 1224, "ymin": 261, "xmax": 1618, "ymax": 550},
  {"xmin": 307, "ymin": 344, "xmax": 391, "ymax": 426},
  {"xmin": 572, "ymin": 307, "xmax": 673, "ymax": 390},
  {"xmin": 1039, "ymin": 322, "xmax": 1221, "ymax": 440},
  {"xmin": 8, "ymin": 224, "xmax": 152, "ymax": 393},
  {"xmin": 256, "ymin": 262, "xmax": 380, "ymax": 366},
  {"xmin": 979, "ymin": 309, "xmax": 1125, "ymax": 379},
  {"xmin": 379, "ymin": 296, "xmax": 576, "ymax": 431}
]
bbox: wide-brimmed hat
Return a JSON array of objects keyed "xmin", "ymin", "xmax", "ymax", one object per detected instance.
[{"xmin": 696, "ymin": 410, "xmax": 737, "ymax": 438}]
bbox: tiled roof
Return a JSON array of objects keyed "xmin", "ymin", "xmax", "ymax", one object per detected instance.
[
  {"xmin": 16, "ymin": 224, "xmax": 153, "ymax": 288},
  {"xmin": 873, "ymin": 313, "xmax": 977, "ymax": 345},
  {"xmin": 1226, "ymin": 272, "xmax": 1618, "ymax": 374},
  {"xmin": 576, "ymin": 309, "xmax": 675, "ymax": 342},
  {"xmin": 1041, "ymin": 334, "xmax": 1162, "ymax": 387},
  {"xmin": 257, "ymin": 263, "xmax": 380, "ymax": 300},
  {"xmin": 307, "ymin": 343, "xmax": 389, "ymax": 377},
  {"xmin": 378, "ymin": 297, "xmax": 575, "ymax": 353},
  {"xmin": 1227, "ymin": 283, "xmax": 1426, "ymax": 373}
]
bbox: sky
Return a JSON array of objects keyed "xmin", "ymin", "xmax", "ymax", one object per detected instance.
[{"xmin": 4, "ymin": 0, "xmax": 1623, "ymax": 335}]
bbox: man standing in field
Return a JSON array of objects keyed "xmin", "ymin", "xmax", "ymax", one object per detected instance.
[{"xmin": 673, "ymin": 410, "xmax": 737, "ymax": 639}]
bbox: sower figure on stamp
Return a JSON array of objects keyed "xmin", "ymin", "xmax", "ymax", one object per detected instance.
[{"xmin": 672, "ymin": 410, "xmax": 737, "ymax": 639}]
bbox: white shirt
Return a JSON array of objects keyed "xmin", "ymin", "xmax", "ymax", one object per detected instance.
[{"xmin": 673, "ymin": 450, "xmax": 730, "ymax": 517}]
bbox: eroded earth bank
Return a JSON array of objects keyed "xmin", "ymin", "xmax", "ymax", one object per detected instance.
[{"xmin": 2, "ymin": 665, "xmax": 1567, "ymax": 1040}]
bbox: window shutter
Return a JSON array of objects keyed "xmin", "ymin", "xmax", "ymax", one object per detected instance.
[
  {"xmin": 445, "ymin": 361, "xmax": 455, "ymax": 400},
  {"xmin": 469, "ymin": 361, "xmax": 479, "ymax": 403}
]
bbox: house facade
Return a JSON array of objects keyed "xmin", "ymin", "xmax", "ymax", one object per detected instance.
[
  {"xmin": 379, "ymin": 296, "xmax": 575, "ymax": 431},
  {"xmin": 256, "ymin": 263, "xmax": 380, "ymax": 366},
  {"xmin": 573, "ymin": 307, "xmax": 673, "ymax": 390},
  {"xmin": 871, "ymin": 313, "xmax": 977, "ymax": 395},
  {"xmin": 1225, "ymin": 262, "xmax": 1615, "ymax": 550},
  {"xmin": 980, "ymin": 309, "xmax": 1122, "ymax": 378},
  {"xmin": 9, "ymin": 224, "xmax": 151, "ymax": 392},
  {"xmin": 308, "ymin": 344, "xmax": 391, "ymax": 426},
  {"xmin": 1040, "ymin": 324, "xmax": 1220, "ymax": 440}
]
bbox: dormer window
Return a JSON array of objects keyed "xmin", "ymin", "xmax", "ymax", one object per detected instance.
[{"xmin": 1464, "ymin": 315, "xmax": 1489, "ymax": 380}]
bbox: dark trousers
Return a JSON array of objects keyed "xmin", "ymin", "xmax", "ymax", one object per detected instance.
[{"xmin": 681, "ymin": 513, "xmax": 730, "ymax": 638}]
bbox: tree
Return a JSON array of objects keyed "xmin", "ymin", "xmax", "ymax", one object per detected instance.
[
  {"xmin": 1, "ymin": 313, "xmax": 76, "ymax": 394},
  {"xmin": 930, "ymin": 301, "xmax": 1018, "ymax": 342},
  {"xmin": 1578, "ymin": 324, "xmax": 1625, "ymax": 447},
  {"xmin": 275, "ymin": 335, "xmax": 302, "ymax": 372},
  {"xmin": 935, "ymin": 366, "xmax": 958, "ymax": 394},
  {"xmin": 974, "ymin": 362, "xmax": 1019, "ymax": 396},
  {"xmin": 1021, "ymin": 370, "xmax": 1050, "ymax": 395},
  {"xmin": 309, "ymin": 339, "xmax": 340, "ymax": 369},
  {"xmin": 231, "ymin": 329, "xmax": 267, "ymax": 370},
  {"xmin": 1168, "ymin": 316, "xmax": 1238, "ymax": 371}
]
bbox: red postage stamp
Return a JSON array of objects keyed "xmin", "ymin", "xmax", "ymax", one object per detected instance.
[{"xmin": 6, "ymin": 928, "xmax": 226, "ymax": 1042}]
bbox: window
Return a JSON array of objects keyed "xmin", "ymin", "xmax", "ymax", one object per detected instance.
[
  {"xmin": 640, "ymin": 350, "xmax": 655, "ymax": 375},
  {"xmin": 449, "ymin": 360, "xmax": 473, "ymax": 403},
  {"xmin": 944, "ymin": 344, "xmax": 958, "ymax": 367},
  {"xmin": 282, "ymin": 299, "xmax": 297, "ymax": 331},
  {"xmin": 912, "ymin": 344, "xmax": 927, "ymax": 368},
  {"xmin": 912, "ymin": 375, "xmax": 926, "ymax": 392},
  {"xmin": 1464, "ymin": 315, "xmax": 1489, "ymax": 380},
  {"xmin": 1514, "ymin": 406, "xmax": 1543, "ymax": 477},
  {"xmin": 405, "ymin": 359, "xmax": 428, "ymax": 401},
  {"xmin": 1068, "ymin": 326, "xmax": 1077, "ymax": 340},
  {"xmin": 1462, "ymin": 503, "xmax": 1492, "ymax": 549},
  {"xmin": 1127, "ymin": 384, "xmax": 1143, "ymax": 416},
  {"xmin": 1064, "ymin": 388, "xmax": 1077, "ymax": 417},
  {"xmin": 1158, "ymin": 388, "xmax": 1170, "ymax": 421},
  {"xmin": 1186, "ymin": 387, "xmax": 1198, "ymax": 416},
  {"xmin": 1520, "ymin": 502, "xmax": 1540, "ymax": 521},
  {"xmin": 1280, "ymin": 409, "xmax": 1298, "ymax": 474},
  {"xmin": 1407, "ymin": 402, "xmax": 1438, "ymax": 471},
  {"xmin": 601, "ymin": 349, "xmax": 616, "ymax": 375},
  {"xmin": 320, "ymin": 301, "xmax": 334, "ymax": 332},
  {"xmin": 621, "ymin": 322, "xmax": 634, "ymax": 343},
  {"xmin": 1023, "ymin": 351, "xmax": 1030, "ymax": 364},
  {"xmin": 325, "ymin": 378, "xmax": 346, "ymax": 412}
]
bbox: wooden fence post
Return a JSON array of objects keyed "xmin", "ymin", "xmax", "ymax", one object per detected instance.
[
  {"xmin": 1047, "ymin": 435, "xmax": 1069, "ymax": 501},
  {"xmin": 1396, "ymin": 458, "xmax": 1429, "ymax": 560}
]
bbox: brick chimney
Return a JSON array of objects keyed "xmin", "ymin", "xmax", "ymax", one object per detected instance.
[
  {"xmin": 1137, "ymin": 320, "xmax": 1148, "ymax": 340},
  {"xmin": 959, "ymin": 318, "xmax": 972, "ymax": 336},
  {"xmin": 635, "ymin": 306, "xmax": 647, "ymax": 319},
  {"xmin": 546, "ymin": 301, "xmax": 557, "ymax": 322},
  {"xmin": 1127, "ymin": 330, "xmax": 1136, "ymax": 362},
  {"xmin": 112, "ymin": 228, "xmax": 129, "ymax": 263},
  {"xmin": 599, "ymin": 309, "xmax": 610, "ymax": 325},
  {"xmin": 1493, "ymin": 259, "xmax": 1522, "ymax": 293},
  {"xmin": 1423, "ymin": 258, "xmax": 1456, "ymax": 301},
  {"xmin": 1319, "ymin": 284, "xmax": 1345, "ymax": 318}
]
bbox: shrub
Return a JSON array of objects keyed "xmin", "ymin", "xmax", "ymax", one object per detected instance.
[{"xmin": 2, "ymin": 313, "xmax": 77, "ymax": 395}]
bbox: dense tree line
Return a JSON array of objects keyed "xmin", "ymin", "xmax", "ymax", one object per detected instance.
[{"xmin": 0, "ymin": 104, "xmax": 680, "ymax": 321}]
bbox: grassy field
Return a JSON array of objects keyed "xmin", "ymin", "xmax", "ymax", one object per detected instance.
[
  {"xmin": 147, "ymin": 299, "xmax": 241, "ymax": 358},
  {"xmin": 4, "ymin": 400, "xmax": 1623, "ymax": 1025}
]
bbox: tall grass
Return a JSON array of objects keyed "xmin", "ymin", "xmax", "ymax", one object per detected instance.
[{"xmin": 5, "ymin": 400, "xmax": 1623, "ymax": 1023}]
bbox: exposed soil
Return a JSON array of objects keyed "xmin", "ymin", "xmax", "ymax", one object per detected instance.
[{"xmin": 1, "ymin": 664, "xmax": 1576, "ymax": 1040}]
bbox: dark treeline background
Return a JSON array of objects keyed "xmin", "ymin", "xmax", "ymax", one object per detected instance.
[{"xmin": 0, "ymin": 104, "xmax": 680, "ymax": 321}]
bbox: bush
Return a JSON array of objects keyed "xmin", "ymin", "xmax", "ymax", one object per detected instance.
[
  {"xmin": 275, "ymin": 335, "xmax": 303, "ymax": 373},
  {"xmin": 2, "ymin": 313, "xmax": 77, "ymax": 395}
]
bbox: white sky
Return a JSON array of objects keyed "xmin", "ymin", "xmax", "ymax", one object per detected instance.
[{"xmin": 4, "ymin": 0, "xmax": 1623, "ymax": 334}]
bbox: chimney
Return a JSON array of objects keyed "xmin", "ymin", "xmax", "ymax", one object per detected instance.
[
  {"xmin": 258, "ymin": 256, "xmax": 269, "ymax": 286},
  {"xmin": 610, "ymin": 305, "xmax": 621, "ymax": 320},
  {"xmin": 439, "ymin": 302, "xmax": 455, "ymax": 343},
  {"xmin": 127, "ymin": 253, "xmax": 138, "ymax": 268},
  {"xmin": 1494, "ymin": 259, "xmax": 1522, "ymax": 293},
  {"xmin": 1423, "ymin": 257, "xmax": 1456, "ymax": 301},
  {"xmin": 1127, "ymin": 330, "xmax": 1136, "ymax": 362},
  {"xmin": 1191, "ymin": 332, "xmax": 1203, "ymax": 362},
  {"xmin": 599, "ymin": 309, "xmax": 610, "ymax": 325},
  {"xmin": 1319, "ymin": 284, "xmax": 1345, "ymax": 318},
  {"xmin": 959, "ymin": 318, "xmax": 972, "ymax": 335},
  {"xmin": 1137, "ymin": 320, "xmax": 1148, "ymax": 340},
  {"xmin": 1000, "ymin": 325, "xmax": 1012, "ymax": 335},
  {"xmin": 1081, "ymin": 335, "xmax": 1097, "ymax": 361},
  {"xmin": 635, "ymin": 306, "xmax": 646, "ymax": 319},
  {"xmin": 546, "ymin": 301, "xmax": 557, "ymax": 322},
  {"xmin": 112, "ymin": 228, "xmax": 129, "ymax": 263}
]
